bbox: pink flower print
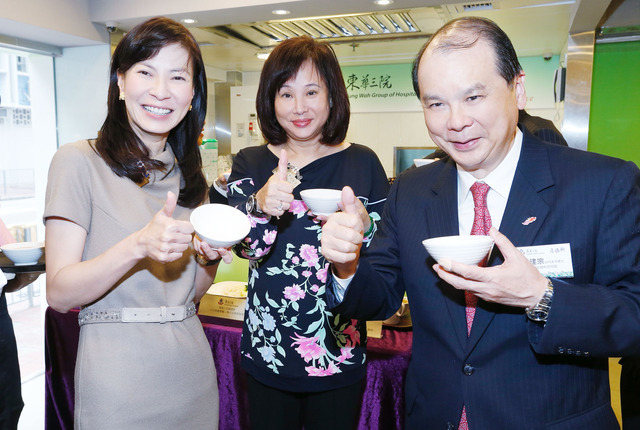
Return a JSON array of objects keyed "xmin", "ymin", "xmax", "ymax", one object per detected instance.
[
  {"xmin": 248, "ymin": 217, "xmax": 258, "ymax": 228},
  {"xmin": 263, "ymin": 229, "xmax": 277, "ymax": 245},
  {"xmin": 342, "ymin": 320, "xmax": 361, "ymax": 348},
  {"xmin": 291, "ymin": 334, "xmax": 326, "ymax": 363},
  {"xmin": 292, "ymin": 256, "xmax": 300, "ymax": 265},
  {"xmin": 327, "ymin": 361, "xmax": 340, "ymax": 375},
  {"xmin": 316, "ymin": 264, "xmax": 328, "ymax": 283},
  {"xmin": 250, "ymin": 240, "xmax": 258, "ymax": 250},
  {"xmin": 254, "ymin": 247, "xmax": 270, "ymax": 258},
  {"xmin": 290, "ymin": 199, "xmax": 307, "ymax": 216},
  {"xmin": 284, "ymin": 284, "xmax": 305, "ymax": 302},
  {"xmin": 299, "ymin": 244, "xmax": 319, "ymax": 267},
  {"xmin": 305, "ymin": 362, "xmax": 340, "ymax": 377},
  {"xmin": 338, "ymin": 347, "xmax": 354, "ymax": 363},
  {"xmin": 311, "ymin": 284, "xmax": 319, "ymax": 293},
  {"xmin": 302, "ymin": 270, "xmax": 312, "ymax": 278},
  {"xmin": 305, "ymin": 366, "xmax": 328, "ymax": 377}
]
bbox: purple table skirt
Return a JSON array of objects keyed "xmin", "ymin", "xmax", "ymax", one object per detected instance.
[{"xmin": 44, "ymin": 308, "xmax": 412, "ymax": 430}]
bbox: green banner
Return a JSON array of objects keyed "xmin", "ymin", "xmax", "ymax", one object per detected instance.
[{"xmin": 341, "ymin": 63, "xmax": 422, "ymax": 113}]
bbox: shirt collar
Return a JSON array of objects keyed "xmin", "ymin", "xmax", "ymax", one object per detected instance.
[{"xmin": 457, "ymin": 128, "xmax": 523, "ymax": 205}]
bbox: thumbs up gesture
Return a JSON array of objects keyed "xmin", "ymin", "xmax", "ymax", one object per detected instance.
[
  {"xmin": 255, "ymin": 149, "xmax": 294, "ymax": 216},
  {"xmin": 136, "ymin": 191, "xmax": 195, "ymax": 262},
  {"xmin": 320, "ymin": 186, "xmax": 368, "ymax": 278}
]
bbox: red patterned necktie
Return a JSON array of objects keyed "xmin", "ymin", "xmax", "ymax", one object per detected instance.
[
  {"xmin": 466, "ymin": 181, "xmax": 492, "ymax": 332},
  {"xmin": 459, "ymin": 181, "xmax": 492, "ymax": 430}
]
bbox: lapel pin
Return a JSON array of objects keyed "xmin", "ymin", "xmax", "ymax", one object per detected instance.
[{"xmin": 522, "ymin": 217, "xmax": 537, "ymax": 226}]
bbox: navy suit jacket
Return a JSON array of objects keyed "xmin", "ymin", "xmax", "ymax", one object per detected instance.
[
  {"xmin": 330, "ymin": 130, "xmax": 640, "ymax": 429},
  {"xmin": 518, "ymin": 110, "xmax": 568, "ymax": 146}
]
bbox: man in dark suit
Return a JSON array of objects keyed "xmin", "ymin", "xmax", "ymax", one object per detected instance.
[
  {"xmin": 518, "ymin": 109, "xmax": 568, "ymax": 146},
  {"xmin": 320, "ymin": 16, "xmax": 640, "ymax": 429}
]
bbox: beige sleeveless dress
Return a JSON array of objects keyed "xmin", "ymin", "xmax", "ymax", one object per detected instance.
[{"xmin": 44, "ymin": 140, "xmax": 218, "ymax": 429}]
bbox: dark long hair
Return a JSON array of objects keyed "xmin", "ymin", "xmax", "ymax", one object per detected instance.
[
  {"xmin": 96, "ymin": 16, "xmax": 207, "ymax": 208},
  {"xmin": 256, "ymin": 36, "xmax": 350, "ymax": 146},
  {"xmin": 412, "ymin": 16, "xmax": 523, "ymax": 99}
]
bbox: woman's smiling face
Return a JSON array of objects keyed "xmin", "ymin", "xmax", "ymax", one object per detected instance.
[
  {"xmin": 117, "ymin": 43, "xmax": 194, "ymax": 152},
  {"xmin": 274, "ymin": 60, "xmax": 331, "ymax": 146}
]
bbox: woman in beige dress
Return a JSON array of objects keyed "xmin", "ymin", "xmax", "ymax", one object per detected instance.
[{"xmin": 44, "ymin": 17, "xmax": 227, "ymax": 429}]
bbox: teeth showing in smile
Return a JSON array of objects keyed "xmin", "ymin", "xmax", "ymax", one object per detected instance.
[{"xmin": 143, "ymin": 105, "xmax": 172, "ymax": 115}]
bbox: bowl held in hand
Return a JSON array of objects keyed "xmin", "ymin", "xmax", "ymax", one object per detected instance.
[
  {"xmin": 300, "ymin": 188, "xmax": 342, "ymax": 216},
  {"xmin": 191, "ymin": 204, "xmax": 251, "ymax": 248},
  {"xmin": 422, "ymin": 235, "xmax": 494, "ymax": 266}
]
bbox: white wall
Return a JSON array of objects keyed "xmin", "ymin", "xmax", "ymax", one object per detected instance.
[
  {"xmin": 55, "ymin": 45, "xmax": 110, "ymax": 146},
  {"xmin": 346, "ymin": 111, "xmax": 431, "ymax": 177},
  {"xmin": 1, "ymin": 0, "xmax": 106, "ymax": 46}
]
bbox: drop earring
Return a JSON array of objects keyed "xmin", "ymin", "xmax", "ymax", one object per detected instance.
[
  {"xmin": 119, "ymin": 93, "xmax": 125, "ymax": 101},
  {"xmin": 329, "ymin": 98, "xmax": 333, "ymax": 108},
  {"xmin": 189, "ymin": 105, "xmax": 192, "ymax": 111}
]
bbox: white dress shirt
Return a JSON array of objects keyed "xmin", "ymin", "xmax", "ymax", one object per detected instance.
[{"xmin": 457, "ymin": 129, "xmax": 523, "ymax": 234}]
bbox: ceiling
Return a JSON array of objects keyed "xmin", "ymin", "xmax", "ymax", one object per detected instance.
[
  {"xmin": 107, "ymin": 0, "xmax": 580, "ymax": 74},
  {"xmin": 2, "ymin": 0, "xmax": 637, "ymax": 75}
]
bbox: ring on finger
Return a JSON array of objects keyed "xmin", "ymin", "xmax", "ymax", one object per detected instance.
[{"xmin": 276, "ymin": 201, "xmax": 284, "ymax": 211}]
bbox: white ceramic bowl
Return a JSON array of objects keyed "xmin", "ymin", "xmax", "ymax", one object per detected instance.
[
  {"xmin": 300, "ymin": 188, "xmax": 342, "ymax": 216},
  {"xmin": 191, "ymin": 204, "xmax": 251, "ymax": 248},
  {"xmin": 413, "ymin": 158, "xmax": 437, "ymax": 167},
  {"xmin": 422, "ymin": 235, "xmax": 494, "ymax": 266},
  {"xmin": 1, "ymin": 241, "xmax": 44, "ymax": 266}
]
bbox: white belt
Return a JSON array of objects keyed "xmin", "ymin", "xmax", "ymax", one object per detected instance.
[{"xmin": 78, "ymin": 302, "xmax": 197, "ymax": 326}]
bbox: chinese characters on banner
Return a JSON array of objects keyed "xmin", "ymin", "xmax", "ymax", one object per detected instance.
[{"xmin": 341, "ymin": 63, "xmax": 422, "ymax": 113}]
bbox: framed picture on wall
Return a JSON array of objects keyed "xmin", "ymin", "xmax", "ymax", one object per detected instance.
[{"xmin": 393, "ymin": 146, "xmax": 438, "ymax": 176}]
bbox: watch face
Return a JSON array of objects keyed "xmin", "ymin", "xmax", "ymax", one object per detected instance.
[
  {"xmin": 526, "ymin": 308, "xmax": 548, "ymax": 322},
  {"xmin": 246, "ymin": 194, "xmax": 255, "ymax": 212}
]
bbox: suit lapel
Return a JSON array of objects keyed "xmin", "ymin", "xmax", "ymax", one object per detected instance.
[
  {"xmin": 466, "ymin": 136, "xmax": 555, "ymax": 353},
  {"xmin": 424, "ymin": 160, "xmax": 469, "ymax": 350}
]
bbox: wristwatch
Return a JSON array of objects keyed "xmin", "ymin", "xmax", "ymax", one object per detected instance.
[
  {"xmin": 525, "ymin": 278, "xmax": 554, "ymax": 322},
  {"xmin": 246, "ymin": 193, "xmax": 269, "ymax": 218}
]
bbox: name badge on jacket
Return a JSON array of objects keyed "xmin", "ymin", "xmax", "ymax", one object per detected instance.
[{"xmin": 517, "ymin": 243, "xmax": 574, "ymax": 278}]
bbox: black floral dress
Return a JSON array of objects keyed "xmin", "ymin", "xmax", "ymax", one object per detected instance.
[{"xmin": 228, "ymin": 143, "xmax": 389, "ymax": 392}]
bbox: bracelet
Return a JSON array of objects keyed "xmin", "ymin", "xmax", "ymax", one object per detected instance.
[
  {"xmin": 363, "ymin": 215, "xmax": 375, "ymax": 237},
  {"xmin": 195, "ymin": 253, "xmax": 222, "ymax": 266}
]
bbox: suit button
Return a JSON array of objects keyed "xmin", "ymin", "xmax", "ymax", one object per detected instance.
[
  {"xmin": 558, "ymin": 347, "xmax": 565, "ymax": 354},
  {"xmin": 447, "ymin": 423, "xmax": 455, "ymax": 430},
  {"xmin": 463, "ymin": 364, "xmax": 474, "ymax": 375}
]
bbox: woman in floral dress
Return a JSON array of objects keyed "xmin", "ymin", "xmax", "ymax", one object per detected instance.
[{"xmin": 227, "ymin": 36, "xmax": 389, "ymax": 430}]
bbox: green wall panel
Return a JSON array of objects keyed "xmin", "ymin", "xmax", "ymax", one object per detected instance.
[{"xmin": 588, "ymin": 40, "xmax": 640, "ymax": 167}]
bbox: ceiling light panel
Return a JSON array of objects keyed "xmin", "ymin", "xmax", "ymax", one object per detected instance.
[{"xmin": 208, "ymin": 10, "xmax": 423, "ymax": 49}]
